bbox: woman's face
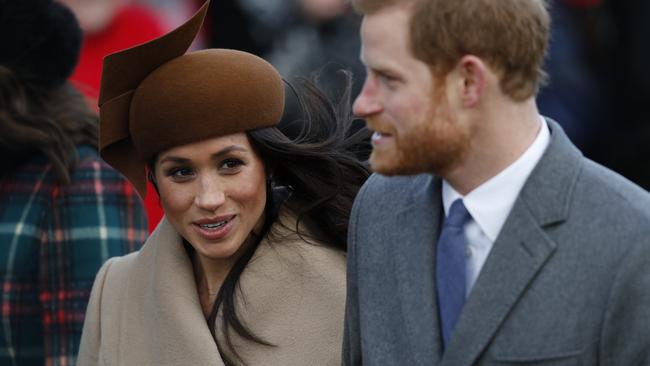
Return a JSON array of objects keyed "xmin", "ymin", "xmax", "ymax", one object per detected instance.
[{"xmin": 154, "ymin": 133, "xmax": 267, "ymax": 262}]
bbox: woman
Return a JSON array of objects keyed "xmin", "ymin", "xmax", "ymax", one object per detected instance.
[
  {"xmin": 0, "ymin": 1, "xmax": 148, "ymax": 365},
  {"xmin": 77, "ymin": 2, "xmax": 369, "ymax": 365}
]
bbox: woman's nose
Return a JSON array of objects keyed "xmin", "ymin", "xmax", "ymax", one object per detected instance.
[{"xmin": 194, "ymin": 179, "xmax": 226, "ymax": 212}]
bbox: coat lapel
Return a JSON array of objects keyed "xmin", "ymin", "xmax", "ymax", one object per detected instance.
[
  {"xmin": 441, "ymin": 201, "xmax": 557, "ymax": 365},
  {"xmin": 441, "ymin": 119, "xmax": 584, "ymax": 365},
  {"xmin": 124, "ymin": 218, "xmax": 226, "ymax": 366},
  {"xmin": 392, "ymin": 174, "xmax": 445, "ymax": 364}
]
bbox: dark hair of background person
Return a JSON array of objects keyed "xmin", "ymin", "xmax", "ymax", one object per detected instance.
[
  {"xmin": 0, "ymin": 65, "xmax": 98, "ymax": 184},
  {"xmin": 149, "ymin": 71, "xmax": 370, "ymax": 365}
]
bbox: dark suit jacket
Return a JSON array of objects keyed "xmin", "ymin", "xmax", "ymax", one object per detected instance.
[{"xmin": 343, "ymin": 120, "xmax": 650, "ymax": 365}]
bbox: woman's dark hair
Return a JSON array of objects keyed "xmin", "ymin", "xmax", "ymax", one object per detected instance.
[
  {"xmin": 208, "ymin": 71, "xmax": 371, "ymax": 365},
  {"xmin": 0, "ymin": 65, "xmax": 98, "ymax": 183}
]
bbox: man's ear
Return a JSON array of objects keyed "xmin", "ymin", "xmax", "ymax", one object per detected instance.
[{"xmin": 456, "ymin": 55, "xmax": 487, "ymax": 108}]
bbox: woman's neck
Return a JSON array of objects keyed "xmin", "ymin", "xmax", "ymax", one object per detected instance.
[
  {"xmin": 189, "ymin": 231, "xmax": 262, "ymax": 318},
  {"xmin": 192, "ymin": 251, "xmax": 234, "ymax": 318}
]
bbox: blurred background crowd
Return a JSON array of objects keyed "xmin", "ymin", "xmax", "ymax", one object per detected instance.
[{"xmin": 61, "ymin": 0, "xmax": 650, "ymax": 226}]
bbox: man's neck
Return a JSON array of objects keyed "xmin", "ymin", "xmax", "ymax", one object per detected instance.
[{"xmin": 444, "ymin": 99, "xmax": 542, "ymax": 195}]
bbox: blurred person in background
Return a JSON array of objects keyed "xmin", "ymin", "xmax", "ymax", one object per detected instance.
[
  {"xmin": 137, "ymin": 0, "xmax": 197, "ymax": 30},
  {"xmin": 59, "ymin": 0, "xmax": 167, "ymax": 102},
  {"xmin": 60, "ymin": 0, "xmax": 169, "ymax": 232},
  {"xmin": 593, "ymin": 0, "xmax": 650, "ymax": 189},
  {"xmin": 538, "ymin": 0, "xmax": 650, "ymax": 189},
  {"xmin": 537, "ymin": 0, "xmax": 607, "ymax": 151},
  {"xmin": 0, "ymin": 1, "xmax": 147, "ymax": 365},
  {"xmin": 208, "ymin": 0, "xmax": 365, "ymax": 98}
]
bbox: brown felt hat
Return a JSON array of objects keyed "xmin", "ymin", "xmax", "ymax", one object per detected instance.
[{"xmin": 98, "ymin": 0, "xmax": 285, "ymax": 198}]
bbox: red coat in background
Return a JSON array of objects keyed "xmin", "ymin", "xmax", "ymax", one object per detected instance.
[{"xmin": 70, "ymin": 4, "xmax": 167, "ymax": 232}]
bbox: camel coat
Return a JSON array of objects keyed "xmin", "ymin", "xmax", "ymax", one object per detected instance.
[{"xmin": 77, "ymin": 213, "xmax": 346, "ymax": 366}]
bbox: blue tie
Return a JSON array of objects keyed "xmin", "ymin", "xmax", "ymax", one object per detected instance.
[{"xmin": 436, "ymin": 199, "xmax": 471, "ymax": 348}]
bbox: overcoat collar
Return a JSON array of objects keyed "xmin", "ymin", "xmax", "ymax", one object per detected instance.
[
  {"xmin": 445, "ymin": 119, "xmax": 583, "ymax": 365},
  {"xmin": 115, "ymin": 209, "xmax": 344, "ymax": 366},
  {"xmin": 392, "ymin": 174, "xmax": 444, "ymax": 364},
  {"xmin": 393, "ymin": 119, "xmax": 583, "ymax": 365},
  {"xmin": 124, "ymin": 216, "xmax": 225, "ymax": 365}
]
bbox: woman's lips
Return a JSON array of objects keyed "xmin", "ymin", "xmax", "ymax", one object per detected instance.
[{"xmin": 192, "ymin": 215, "xmax": 236, "ymax": 241}]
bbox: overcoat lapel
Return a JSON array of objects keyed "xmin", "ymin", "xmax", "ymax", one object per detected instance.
[
  {"xmin": 441, "ymin": 119, "xmax": 583, "ymax": 365},
  {"xmin": 392, "ymin": 175, "xmax": 444, "ymax": 364},
  {"xmin": 111, "ymin": 211, "xmax": 345, "ymax": 366},
  {"xmin": 440, "ymin": 202, "xmax": 557, "ymax": 365},
  {"xmin": 123, "ymin": 218, "xmax": 226, "ymax": 365}
]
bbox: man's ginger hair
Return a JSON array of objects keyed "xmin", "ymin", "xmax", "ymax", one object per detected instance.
[{"xmin": 353, "ymin": 0, "xmax": 550, "ymax": 101}]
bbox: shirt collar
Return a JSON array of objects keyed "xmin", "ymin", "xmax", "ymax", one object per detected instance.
[{"xmin": 443, "ymin": 116, "xmax": 551, "ymax": 242}]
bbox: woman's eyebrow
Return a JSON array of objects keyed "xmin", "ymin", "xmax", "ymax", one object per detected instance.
[
  {"xmin": 157, "ymin": 156, "xmax": 190, "ymax": 165},
  {"xmin": 210, "ymin": 145, "xmax": 248, "ymax": 160},
  {"xmin": 158, "ymin": 145, "xmax": 248, "ymax": 165}
]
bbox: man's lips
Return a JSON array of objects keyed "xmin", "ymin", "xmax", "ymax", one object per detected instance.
[{"xmin": 371, "ymin": 131, "xmax": 394, "ymax": 144}]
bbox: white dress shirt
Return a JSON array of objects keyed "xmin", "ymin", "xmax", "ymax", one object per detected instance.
[{"xmin": 442, "ymin": 117, "xmax": 551, "ymax": 297}]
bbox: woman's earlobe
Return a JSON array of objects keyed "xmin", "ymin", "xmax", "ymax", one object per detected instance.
[{"xmin": 147, "ymin": 169, "xmax": 159, "ymax": 194}]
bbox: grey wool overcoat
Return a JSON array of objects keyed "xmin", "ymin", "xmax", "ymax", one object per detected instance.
[
  {"xmin": 343, "ymin": 120, "xmax": 650, "ymax": 365},
  {"xmin": 77, "ymin": 211, "xmax": 346, "ymax": 366}
]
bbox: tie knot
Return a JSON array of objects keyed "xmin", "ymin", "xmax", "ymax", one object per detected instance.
[{"xmin": 445, "ymin": 199, "xmax": 471, "ymax": 228}]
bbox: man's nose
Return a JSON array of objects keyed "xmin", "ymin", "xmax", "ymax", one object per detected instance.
[{"xmin": 353, "ymin": 79, "xmax": 383, "ymax": 117}]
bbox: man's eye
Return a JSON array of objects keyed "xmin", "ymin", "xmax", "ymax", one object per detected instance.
[{"xmin": 378, "ymin": 74, "xmax": 398, "ymax": 88}]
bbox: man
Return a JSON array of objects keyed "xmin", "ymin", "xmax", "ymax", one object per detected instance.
[{"xmin": 343, "ymin": 0, "xmax": 650, "ymax": 365}]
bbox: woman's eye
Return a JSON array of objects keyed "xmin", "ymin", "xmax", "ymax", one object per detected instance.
[
  {"xmin": 169, "ymin": 168, "xmax": 194, "ymax": 178},
  {"xmin": 221, "ymin": 158, "xmax": 244, "ymax": 170}
]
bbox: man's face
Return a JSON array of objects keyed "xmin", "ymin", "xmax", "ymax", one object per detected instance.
[{"xmin": 353, "ymin": 5, "xmax": 470, "ymax": 176}]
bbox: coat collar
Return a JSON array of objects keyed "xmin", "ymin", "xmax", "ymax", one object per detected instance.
[
  {"xmin": 127, "ymin": 216, "xmax": 225, "ymax": 365},
  {"xmin": 441, "ymin": 119, "xmax": 584, "ymax": 365},
  {"xmin": 517, "ymin": 118, "xmax": 584, "ymax": 226},
  {"xmin": 392, "ymin": 119, "xmax": 583, "ymax": 365},
  {"xmin": 120, "ymin": 208, "xmax": 342, "ymax": 365},
  {"xmin": 391, "ymin": 174, "xmax": 445, "ymax": 364}
]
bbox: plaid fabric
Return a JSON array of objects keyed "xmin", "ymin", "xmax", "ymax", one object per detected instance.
[{"xmin": 0, "ymin": 145, "xmax": 147, "ymax": 366}]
